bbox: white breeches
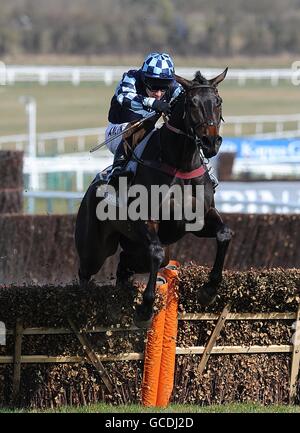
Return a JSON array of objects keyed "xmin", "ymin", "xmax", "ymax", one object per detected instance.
[{"xmin": 105, "ymin": 122, "xmax": 129, "ymax": 154}]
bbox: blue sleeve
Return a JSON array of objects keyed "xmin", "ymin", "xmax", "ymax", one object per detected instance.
[
  {"xmin": 169, "ymin": 81, "xmax": 184, "ymax": 103},
  {"xmin": 115, "ymin": 72, "xmax": 156, "ymax": 113}
]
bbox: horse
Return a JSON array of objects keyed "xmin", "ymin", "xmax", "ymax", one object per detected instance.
[{"xmin": 75, "ymin": 68, "xmax": 233, "ymax": 328}]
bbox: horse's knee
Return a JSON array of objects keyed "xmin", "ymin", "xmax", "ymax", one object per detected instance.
[
  {"xmin": 160, "ymin": 256, "xmax": 169, "ymax": 268},
  {"xmin": 216, "ymin": 225, "xmax": 233, "ymax": 243}
]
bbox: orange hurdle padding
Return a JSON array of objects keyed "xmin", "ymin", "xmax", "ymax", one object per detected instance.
[
  {"xmin": 141, "ymin": 273, "xmax": 168, "ymax": 407},
  {"xmin": 156, "ymin": 260, "xmax": 180, "ymax": 407}
]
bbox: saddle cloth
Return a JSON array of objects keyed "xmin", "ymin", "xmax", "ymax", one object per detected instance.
[{"xmin": 97, "ymin": 128, "xmax": 156, "ymax": 183}]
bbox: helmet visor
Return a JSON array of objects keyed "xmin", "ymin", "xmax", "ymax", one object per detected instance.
[{"xmin": 144, "ymin": 77, "xmax": 172, "ymax": 91}]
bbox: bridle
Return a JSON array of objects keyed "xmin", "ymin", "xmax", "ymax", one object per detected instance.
[
  {"xmin": 165, "ymin": 84, "xmax": 223, "ymax": 146},
  {"xmin": 127, "ymin": 83, "xmax": 224, "ymax": 180}
]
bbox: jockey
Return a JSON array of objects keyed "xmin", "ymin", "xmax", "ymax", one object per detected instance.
[{"xmin": 105, "ymin": 52, "xmax": 183, "ymax": 186}]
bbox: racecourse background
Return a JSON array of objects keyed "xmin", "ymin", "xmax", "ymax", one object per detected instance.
[
  {"xmin": 1, "ymin": 63, "xmax": 299, "ymax": 213},
  {"xmin": 0, "ymin": 78, "xmax": 298, "ymax": 136}
]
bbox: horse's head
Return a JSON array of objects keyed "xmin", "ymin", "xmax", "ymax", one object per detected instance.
[{"xmin": 174, "ymin": 68, "xmax": 228, "ymax": 158}]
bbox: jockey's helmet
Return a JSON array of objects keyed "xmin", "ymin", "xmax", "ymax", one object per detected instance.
[{"xmin": 141, "ymin": 52, "xmax": 174, "ymax": 91}]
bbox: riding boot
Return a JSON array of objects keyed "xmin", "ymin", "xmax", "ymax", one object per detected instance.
[{"xmin": 107, "ymin": 141, "xmax": 133, "ymax": 189}]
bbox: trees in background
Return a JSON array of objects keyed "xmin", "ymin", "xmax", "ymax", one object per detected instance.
[{"xmin": 0, "ymin": 0, "xmax": 300, "ymax": 56}]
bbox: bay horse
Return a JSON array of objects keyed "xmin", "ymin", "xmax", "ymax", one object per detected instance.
[{"xmin": 75, "ymin": 68, "xmax": 233, "ymax": 328}]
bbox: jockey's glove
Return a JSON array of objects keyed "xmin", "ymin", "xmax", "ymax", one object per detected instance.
[{"xmin": 152, "ymin": 100, "xmax": 171, "ymax": 116}]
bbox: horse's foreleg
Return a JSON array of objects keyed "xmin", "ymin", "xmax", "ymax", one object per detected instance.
[
  {"xmin": 194, "ymin": 208, "xmax": 233, "ymax": 305},
  {"xmin": 199, "ymin": 224, "xmax": 232, "ymax": 305},
  {"xmin": 134, "ymin": 242, "xmax": 165, "ymax": 328},
  {"xmin": 210, "ymin": 225, "xmax": 232, "ymax": 285},
  {"xmin": 116, "ymin": 251, "xmax": 136, "ymax": 296},
  {"xmin": 133, "ymin": 223, "xmax": 165, "ymax": 328},
  {"xmin": 78, "ymin": 268, "xmax": 92, "ymax": 288}
]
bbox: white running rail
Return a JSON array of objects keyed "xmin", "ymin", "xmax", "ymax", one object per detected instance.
[
  {"xmin": 1, "ymin": 116, "xmax": 300, "ymax": 155},
  {"xmin": 3, "ymin": 66, "xmax": 296, "ymax": 86},
  {"xmin": 220, "ymin": 114, "xmax": 300, "ymax": 136},
  {"xmin": 0, "ymin": 127, "xmax": 106, "ymax": 154}
]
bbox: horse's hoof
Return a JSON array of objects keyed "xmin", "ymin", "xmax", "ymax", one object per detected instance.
[
  {"xmin": 133, "ymin": 305, "xmax": 153, "ymax": 329},
  {"xmin": 199, "ymin": 283, "xmax": 217, "ymax": 306}
]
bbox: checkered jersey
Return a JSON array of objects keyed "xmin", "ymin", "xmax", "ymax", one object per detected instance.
[{"xmin": 108, "ymin": 69, "xmax": 183, "ymax": 124}]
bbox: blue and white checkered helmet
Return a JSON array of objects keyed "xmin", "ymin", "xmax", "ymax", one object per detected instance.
[{"xmin": 141, "ymin": 52, "xmax": 175, "ymax": 80}]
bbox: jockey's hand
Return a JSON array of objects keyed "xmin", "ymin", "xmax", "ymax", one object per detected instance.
[{"xmin": 152, "ymin": 100, "xmax": 171, "ymax": 116}]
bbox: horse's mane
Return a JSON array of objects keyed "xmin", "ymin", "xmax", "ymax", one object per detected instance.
[{"xmin": 193, "ymin": 71, "xmax": 209, "ymax": 85}]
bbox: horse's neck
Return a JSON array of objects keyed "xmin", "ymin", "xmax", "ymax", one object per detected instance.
[{"xmin": 160, "ymin": 100, "xmax": 201, "ymax": 171}]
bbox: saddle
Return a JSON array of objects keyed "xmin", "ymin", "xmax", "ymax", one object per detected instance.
[{"xmin": 99, "ymin": 115, "xmax": 159, "ymax": 184}]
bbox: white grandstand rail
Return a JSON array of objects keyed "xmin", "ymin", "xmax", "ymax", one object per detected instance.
[
  {"xmin": 23, "ymin": 155, "xmax": 113, "ymax": 199},
  {"xmin": 23, "ymin": 190, "xmax": 84, "ymax": 214},
  {"xmin": 3, "ymin": 66, "xmax": 296, "ymax": 86}
]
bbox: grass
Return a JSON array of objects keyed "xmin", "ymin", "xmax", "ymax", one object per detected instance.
[
  {"xmin": 1, "ymin": 402, "xmax": 300, "ymax": 413},
  {"xmin": 0, "ymin": 79, "xmax": 299, "ymax": 137},
  {"xmin": 0, "ymin": 82, "xmax": 112, "ymax": 135}
]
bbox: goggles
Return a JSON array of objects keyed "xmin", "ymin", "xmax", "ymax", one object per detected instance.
[{"xmin": 144, "ymin": 77, "xmax": 172, "ymax": 92}]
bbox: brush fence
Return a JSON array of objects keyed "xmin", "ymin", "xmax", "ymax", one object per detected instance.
[{"xmin": 1, "ymin": 307, "xmax": 300, "ymax": 406}]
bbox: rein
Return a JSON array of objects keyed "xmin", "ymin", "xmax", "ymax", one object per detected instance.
[{"xmin": 164, "ymin": 117, "xmax": 195, "ymax": 141}]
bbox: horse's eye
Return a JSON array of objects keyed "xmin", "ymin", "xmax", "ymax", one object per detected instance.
[{"xmin": 191, "ymin": 96, "xmax": 199, "ymax": 106}]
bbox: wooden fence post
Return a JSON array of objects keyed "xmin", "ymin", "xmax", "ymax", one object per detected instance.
[
  {"xmin": 12, "ymin": 319, "xmax": 23, "ymax": 406},
  {"xmin": 197, "ymin": 303, "xmax": 231, "ymax": 375},
  {"xmin": 289, "ymin": 303, "xmax": 300, "ymax": 403},
  {"xmin": 67, "ymin": 317, "xmax": 114, "ymax": 395}
]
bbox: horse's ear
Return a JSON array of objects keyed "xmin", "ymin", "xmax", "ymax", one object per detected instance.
[
  {"xmin": 209, "ymin": 67, "xmax": 228, "ymax": 87},
  {"xmin": 174, "ymin": 74, "xmax": 193, "ymax": 90}
]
